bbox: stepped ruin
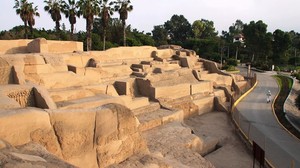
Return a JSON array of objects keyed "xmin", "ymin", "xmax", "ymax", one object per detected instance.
[{"xmin": 0, "ymin": 38, "xmax": 252, "ymax": 167}]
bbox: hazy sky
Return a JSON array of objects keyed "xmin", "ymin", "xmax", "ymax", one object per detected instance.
[{"xmin": 1, "ymin": 0, "xmax": 300, "ymax": 34}]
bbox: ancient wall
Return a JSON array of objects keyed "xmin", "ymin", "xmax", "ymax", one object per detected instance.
[
  {"xmin": 0, "ymin": 38, "xmax": 83, "ymax": 54},
  {"xmin": 47, "ymin": 40, "xmax": 83, "ymax": 53},
  {"xmin": 0, "ymin": 104, "xmax": 147, "ymax": 168},
  {"xmin": 0, "ymin": 58, "xmax": 14, "ymax": 84},
  {"xmin": 0, "ymin": 39, "xmax": 31, "ymax": 54},
  {"xmin": 89, "ymin": 46, "xmax": 157, "ymax": 64}
]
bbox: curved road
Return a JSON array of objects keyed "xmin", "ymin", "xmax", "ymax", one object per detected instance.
[{"xmin": 235, "ymin": 71, "xmax": 300, "ymax": 167}]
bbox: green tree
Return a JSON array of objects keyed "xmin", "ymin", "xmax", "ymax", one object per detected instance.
[
  {"xmin": 127, "ymin": 29, "xmax": 155, "ymax": 46},
  {"xmin": 199, "ymin": 19, "xmax": 218, "ymax": 38},
  {"xmin": 14, "ymin": 0, "xmax": 40, "ymax": 39},
  {"xmin": 152, "ymin": 25, "xmax": 168, "ymax": 46},
  {"xmin": 229, "ymin": 20, "xmax": 244, "ymax": 37},
  {"xmin": 44, "ymin": 0, "xmax": 63, "ymax": 32},
  {"xmin": 61, "ymin": 0, "xmax": 80, "ymax": 39},
  {"xmin": 272, "ymin": 29, "xmax": 291, "ymax": 65},
  {"xmin": 114, "ymin": 0, "xmax": 133, "ymax": 46},
  {"xmin": 288, "ymin": 31, "xmax": 300, "ymax": 65},
  {"xmin": 100, "ymin": 0, "xmax": 114, "ymax": 50},
  {"xmin": 183, "ymin": 37, "xmax": 221, "ymax": 61},
  {"xmin": 192, "ymin": 20, "xmax": 205, "ymax": 39},
  {"xmin": 243, "ymin": 20, "xmax": 270, "ymax": 62},
  {"xmin": 77, "ymin": 0, "xmax": 100, "ymax": 51},
  {"xmin": 164, "ymin": 14, "xmax": 192, "ymax": 45}
]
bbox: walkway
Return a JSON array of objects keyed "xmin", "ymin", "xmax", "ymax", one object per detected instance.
[{"xmin": 234, "ymin": 71, "xmax": 300, "ymax": 167}]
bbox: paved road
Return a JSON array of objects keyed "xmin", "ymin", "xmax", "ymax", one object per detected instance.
[{"xmin": 234, "ymin": 70, "xmax": 300, "ymax": 167}]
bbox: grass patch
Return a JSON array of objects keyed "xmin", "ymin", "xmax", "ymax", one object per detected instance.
[{"xmin": 274, "ymin": 75, "xmax": 300, "ymax": 139}]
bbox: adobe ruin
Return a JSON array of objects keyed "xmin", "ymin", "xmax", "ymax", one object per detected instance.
[{"xmin": 0, "ymin": 38, "xmax": 252, "ymax": 167}]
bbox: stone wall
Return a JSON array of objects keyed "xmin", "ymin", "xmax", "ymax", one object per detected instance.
[
  {"xmin": 7, "ymin": 89, "xmax": 36, "ymax": 108},
  {"xmin": 89, "ymin": 46, "xmax": 157, "ymax": 64},
  {"xmin": 0, "ymin": 39, "xmax": 31, "ymax": 54},
  {"xmin": 0, "ymin": 58, "xmax": 14, "ymax": 84},
  {"xmin": 0, "ymin": 85, "xmax": 57, "ymax": 109},
  {"xmin": 0, "ymin": 39, "xmax": 83, "ymax": 54},
  {"xmin": 0, "ymin": 104, "xmax": 147, "ymax": 168}
]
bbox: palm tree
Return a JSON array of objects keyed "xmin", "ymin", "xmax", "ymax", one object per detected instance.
[
  {"xmin": 14, "ymin": 0, "xmax": 39, "ymax": 39},
  {"xmin": 27, "ymin": 5, "xmax": 40, "ymax": 38},
  {"xmin": 61, "ymin": 0, "xmax": 80, "ymax": 39},
  {"xmin": 114, "ymin": 0, "xmax": 133, "ymax": 46},
  {"xmin": 100, "ymin": 0, "xmax": 114, "ymax": 50},
  {"xmin": 77, "ymin": 0, "xmax": 100, "ymax": 51},
  {"xmin": 44, "ymin": 0, "xmax": 63, "ymax": 32}
]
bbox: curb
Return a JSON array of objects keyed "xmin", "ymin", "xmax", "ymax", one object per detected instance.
[{"xmin": 231, "ymin": 80, "xmax": 258, "ymax": 144}]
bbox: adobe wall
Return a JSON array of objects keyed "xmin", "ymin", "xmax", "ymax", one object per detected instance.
[
  {"xmin": 0, "ymin": 38, "xmax": 83, "ymax": 54},
  {"xmin": 0, "ymin": 39, "xmax": 31, "ymax": 54},
  {"xmin": 89, "ymin": 46, "xmax": 157, "ymax": 64},
  {"xmin": 47, "ymin": 40, "xmax": 83, "ymax": 53},
  {"xmin": 64, "ymin": 46, "xmax": 158, "ymax": 68}
]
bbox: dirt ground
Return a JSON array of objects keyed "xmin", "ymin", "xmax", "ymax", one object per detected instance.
[{"xmin": 185, "ymin": 112, "xmax": 256, "ymax": 168}]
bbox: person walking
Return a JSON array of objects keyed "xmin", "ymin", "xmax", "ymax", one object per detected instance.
[{"xmin": 266, "ymin": 90, "xmax": 271, "ymax": 103}]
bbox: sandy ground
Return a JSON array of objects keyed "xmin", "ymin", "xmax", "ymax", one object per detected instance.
[{"xmin": 185, "ymin": 112, "xmax": 256, "ymax": 168}]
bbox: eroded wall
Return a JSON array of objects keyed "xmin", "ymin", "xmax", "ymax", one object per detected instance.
[{"xmin": 0, "ymin": 38, "xmax": 83, "ymax": 54}]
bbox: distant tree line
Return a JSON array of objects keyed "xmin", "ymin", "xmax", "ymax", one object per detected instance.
[
  {"xmin": 11, "ymin": 0, "xmax": 134, "ymax": 51},
  {"xmin": 2, "ymin": 1, "xmax": 300, "ymax": 69}
]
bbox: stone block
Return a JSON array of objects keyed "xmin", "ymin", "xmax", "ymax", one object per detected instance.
[
  {"xmin": 52, "ymin": 65, "xmax": 68, "ymax": 72},
  {"xmin": 180, "ymin": 56, "xmax": 194, "ymax": 68},
  {"xmin": 127, "ymin": 97, "xmax": 150, "ymax": 110},
  {"xmin": 162, "ymin": 109, "xmax": 184, "ymax": 124},
  {"xmin": 27, "ymin": 38, "xmax": 48, "ymax": 53},
  {"xmin": 56, "ymin": 94, "xmax": 125, "ymax": 109},
  {"xmin": 0, "ymin": 39, "xmax": 31, "ymax": 54},
  {"xmin": 95, "ymin": 104, "xmax": 147, "ymax": 167},
  {"xmin": 65, "ymin": 55, "xmax": 91, "ymax": 68},
  {"xmin": 101, "ymin": 65, "xmax": 132, "ymax": 78},
  {"xmin": 36, "ymin": 72, "xmax": 96, "ymax": 89},
  {"xmin": 190, "ymin": 81, "xmax": 213, "ymax": 95},
  {"xmin": 67, "ymin": 65, "xmax": 85, "ymax": 75},
  {"xmin": 114, "ymin": 78, "xmax": 137, "ymax": 96},
  {"xmin": 84, "ymin": 68, "xmax": 102, "ymax": 81},
  {"xmin": 49, "ymin": 108, "xmax": 97, "ymax": 168},
  {"xmin": 0, "ymin": 108, "xmax": 61, "ymax": 157},
  {"xmin": 155, "ymin": 49, "xmax": 175, "ymax": 59},
  {"xmin": 12, "ymin": 65, "xmax": 26, "ymax": 84},
  {"xmin": 201, "ymin": 73, "xmax": 233, "ymax": 86},
  {"xmin": 24, "ymin": 64, "xmax": 54, "ymax": 74},
  {"xmin": 114, "ymin": 80, "xmax": 129, "ymax": 96},
  {"xmin": 0, "ymin": 66, "xmax": 14, "ymax": 84},
  {"xmin": 152, "ymin": 83, "xmax": 191, "ymax": 99},
  {"xmin": 47, "ymin": 41, "xmax": 83, "ymax": 53},
  {"xmin": 193, "ymin": 96, "xmax": 214, "ymax": 115},
  {"xmin": 23, "ymin": 54, "xmax": 46, "ymax": 65},
  {"xmin": 0, "ymin": 94, "xmax": 21, "ymax": 109},
  {"xmin": 177, "ymin": 51, "xmax": 188, "ymax": 56},
  {"xmin": 49, "ymin": 87, "xmax": 95, "ymax": 102}
]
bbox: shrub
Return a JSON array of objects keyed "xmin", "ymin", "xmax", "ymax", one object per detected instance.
[
  {"xmin": 227, "ymin": 58, "xmax": 238, "ymax": 66},
  {"xmin": 226, "ymin": 65, "xmax": 236, "ymax": 71},
  {"xmin": 274, "ymin": 66, "xmax": 280, "ymax": 71}
]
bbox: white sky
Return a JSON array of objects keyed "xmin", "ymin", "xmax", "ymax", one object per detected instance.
[{"xmin": 1, "ymin": 0, "xmax": 300, "ymax": 34}]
